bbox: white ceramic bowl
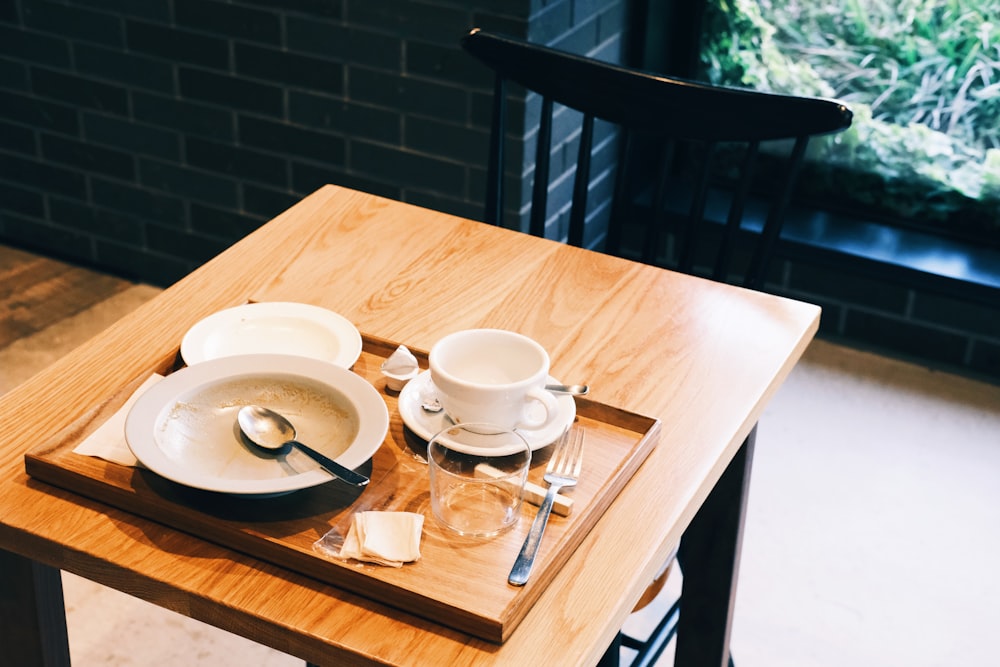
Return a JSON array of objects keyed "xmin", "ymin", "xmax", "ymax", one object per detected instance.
[
  {"xmin": 180, "ymin": 302, "xmax": 362, "ymax": 368},
  {"xmin": 124, "ymin": 354, "xmax": 388, "ymax": 495}
]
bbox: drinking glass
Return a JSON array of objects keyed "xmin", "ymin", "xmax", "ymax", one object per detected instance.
[{"xmin": 427, "ymin": 423, "xmax": 531, "ymax": 537}]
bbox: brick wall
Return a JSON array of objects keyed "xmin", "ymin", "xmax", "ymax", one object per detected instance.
[
  {"xmin": 0, "ymin": 0, "xmax": 627, "ymax": 286},
  {"xmin": 4, "ymin": 0, "xmax": 994, "ymax": 382},
  {"xmin": 773, "ymin": 255, "xmax": 1000, "ymax": 382}
]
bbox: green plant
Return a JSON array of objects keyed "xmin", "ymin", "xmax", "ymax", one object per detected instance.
[{"xmin": 701, "ymin": 0, "xmax": 1000, "ymax": 232}]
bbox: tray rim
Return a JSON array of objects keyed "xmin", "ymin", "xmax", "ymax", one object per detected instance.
[{"xmin": 23, "ymin": 332, "xmax": 661, "ymax": 643}]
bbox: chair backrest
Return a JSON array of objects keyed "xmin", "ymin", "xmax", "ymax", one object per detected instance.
[{"xmin": 461, "ymin": 28, "xmax": 853, "ymax": 289}]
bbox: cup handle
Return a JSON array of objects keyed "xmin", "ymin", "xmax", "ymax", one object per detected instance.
[{"xmin": 517, "ymin": 387, "xmax": 560, "ymax": 430}]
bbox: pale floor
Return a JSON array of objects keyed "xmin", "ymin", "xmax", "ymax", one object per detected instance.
[{"xmin": 4, "ymin": 286, "xmax": 999, "ymax": 666}]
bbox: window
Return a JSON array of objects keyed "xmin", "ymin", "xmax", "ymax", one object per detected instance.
[{"xmin": 699, "ymin": 0, "xmax": 1000, "ymax": 243}]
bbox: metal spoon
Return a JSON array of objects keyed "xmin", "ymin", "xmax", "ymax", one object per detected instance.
[
  {"xmin": 237, "ymin": 405, "xmax": 369, "ymax": 487},
  {"xmin": 546, "ymin": 383, "xmax": 589, "ymax": 396}
]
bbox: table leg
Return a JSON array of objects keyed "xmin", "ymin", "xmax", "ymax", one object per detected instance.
[
  {"xmin": 0, "ymin": 548, "xmax": 71, "ymax": 667},
  {"xmin": 674, "ymin": 424, "xmax": 756, "ymax": 667},
  {"xmin": 597, "ymin": 632, "xmax": 623, "ymax": 666}
]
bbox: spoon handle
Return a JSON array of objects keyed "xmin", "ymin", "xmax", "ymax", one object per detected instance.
[
  {"xmin": 290, "ymin": 440, "xmax": 370, "ymax": 487},
  {"xmin": 545, "ymin": 383, "xmax": 589, "ymax": 396}
]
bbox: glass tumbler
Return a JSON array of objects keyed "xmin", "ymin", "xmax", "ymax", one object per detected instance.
[{"xmin": 427, "ymin": 423, "xmax": 531, "ymax": 537}]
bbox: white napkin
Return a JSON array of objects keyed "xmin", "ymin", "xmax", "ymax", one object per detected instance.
[
  {"xmin": 336, "ymin": 511, "xmax": 424, "ymax": 567},
  {"xmin": 72, "ymin": 374, "xmax": 164, "ymax": 467}
]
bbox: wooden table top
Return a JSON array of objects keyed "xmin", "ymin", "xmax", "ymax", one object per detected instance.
[{"xmin": 0, "ymin": 185, "xmax": 819, "ymax": 665}]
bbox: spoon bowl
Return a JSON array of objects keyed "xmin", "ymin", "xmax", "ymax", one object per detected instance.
[{"xmin": 237, "ymin": 405, "xmax": 369, "ymax": 487}]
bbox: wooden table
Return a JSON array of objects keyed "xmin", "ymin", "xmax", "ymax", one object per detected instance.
[{"xmin": 0, "ymin": 186, "xmax": 818, "ymax": 666}]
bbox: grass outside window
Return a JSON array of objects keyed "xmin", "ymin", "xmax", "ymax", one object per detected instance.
[{"xmin": 702, "ymin": 0, "xmax": 1000, "ymax": 241}]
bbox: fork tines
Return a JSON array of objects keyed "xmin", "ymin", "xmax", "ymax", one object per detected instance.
[{"xmin": 549, "ymin": 425, "xmax": 584, "ymax": 477}]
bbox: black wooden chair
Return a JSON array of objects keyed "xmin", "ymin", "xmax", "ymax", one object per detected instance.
[
  {"xmin": 460, "ymin": 27, "xmax": 852, "ymax": 290},
  {"xmin": 461, "ymin": 28, "xmax": 852, "ymax": 667}
]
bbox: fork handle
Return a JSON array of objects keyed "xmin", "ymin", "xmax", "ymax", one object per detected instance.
[{"xmin": 508, "ymin": 481, "xmax": 564, "ymax": 586}]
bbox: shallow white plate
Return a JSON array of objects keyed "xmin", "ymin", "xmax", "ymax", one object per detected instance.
[
  {"xmin": 124, "ymin": 354, "xmax": 388, "ymax": 495},
  {"xmin": 398, "ymin": 370, "xmax": 575, "ymax": 454},
  {"xmin": 180, "ymin": 302, "xmax": 362, "ymax": 368}
]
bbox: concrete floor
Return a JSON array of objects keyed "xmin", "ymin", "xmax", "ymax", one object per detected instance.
[{"xmin": 4, "ymin": 260, "xmax": 998, "ymax": 666}]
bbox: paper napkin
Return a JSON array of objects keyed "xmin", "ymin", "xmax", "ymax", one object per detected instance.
[
  {"xmin": 335, "ymin": 511, "xmax": 424, "ymax": 567},
  {"xmin": 72, "ymin": 374, "xmax": 164, "ymax": 467}
]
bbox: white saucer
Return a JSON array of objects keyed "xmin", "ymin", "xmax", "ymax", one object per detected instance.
[
  {"xmin": 180, "ymin": 302, "xmax": 362, "ymax": 368},
  {"xmin": 397, "ymin": 370, "xmax": 575, "ymax": 453}
]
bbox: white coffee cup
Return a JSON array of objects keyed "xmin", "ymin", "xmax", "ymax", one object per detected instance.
[{"xmin": 429, "ymin": 329, "xmax": 559, "ymax": 431}]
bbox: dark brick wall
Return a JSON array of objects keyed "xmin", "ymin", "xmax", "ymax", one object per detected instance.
[
  {"xmin": 0, "ymin": 0, "xmax": 628, "ymax": 285},
  {"xmin": 771, "ymin": 256, "xmax": 1000, "ymax": 383},
  {"xmin": 4, "ymin": 0, "xmax": 993, "ymax": 382}
]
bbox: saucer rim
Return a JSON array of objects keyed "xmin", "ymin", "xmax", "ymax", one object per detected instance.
[{"xmin": 397, "ymin": 370, "xmax": 575, "ymax": 453}]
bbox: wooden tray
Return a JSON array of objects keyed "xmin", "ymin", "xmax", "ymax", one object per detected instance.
[{"xmin": 24, "ymin": 335, "xmax": 660, "ymax": 643}]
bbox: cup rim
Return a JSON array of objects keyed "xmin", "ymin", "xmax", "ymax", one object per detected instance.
[{"xmin": 429, "ymin": 328, "xmax": 550, "ymax": 391}]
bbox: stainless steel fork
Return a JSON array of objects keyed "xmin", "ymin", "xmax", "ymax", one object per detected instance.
[{"xmin": 508, "ymin": 426, "xmax": 585, "ymax": 586}]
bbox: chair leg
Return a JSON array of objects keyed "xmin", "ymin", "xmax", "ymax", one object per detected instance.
[
  {"xmin": 674, "ymin": 426, "xmax": 756, "ymax": 667},
  {"xmin": 623, "ymin": 597, "xmax": 681, "ymax": 667}
]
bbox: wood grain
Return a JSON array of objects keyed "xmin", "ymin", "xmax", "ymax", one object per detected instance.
[
  {"xmin": 0, "ymin": 186, "xmax": 820, "ymax": 666},
  {"xmin": 0, "ymin": 246, "xmax": 134, "ymax": 348}
]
